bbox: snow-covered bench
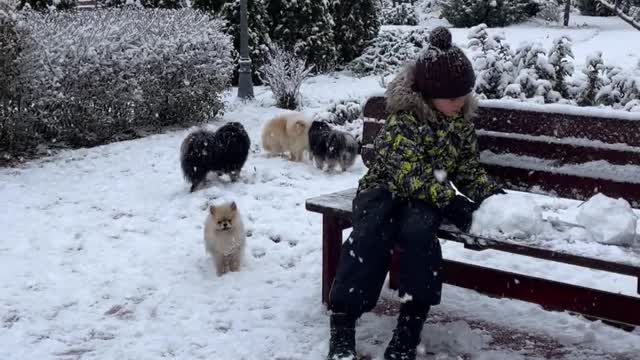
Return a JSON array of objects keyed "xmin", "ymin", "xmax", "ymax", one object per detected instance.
[{"xmin": 306, "ymin": 96, "xmax": 640, "ymax": 329}]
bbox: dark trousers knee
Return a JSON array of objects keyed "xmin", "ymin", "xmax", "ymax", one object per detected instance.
[{"xmin": 396, "ymin": 201, "xmax": 444, "ymax": 306}]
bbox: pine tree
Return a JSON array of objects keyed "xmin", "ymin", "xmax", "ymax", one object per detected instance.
[
  {"xmin": 192, "ymin": 0, "xmax": 228, "ymax": 13},
  {"xmin": 17, "ymin": 0, "xmax": 48, "ymax": 10},
  {"xmin": 222, "ymin": 0, "xmax": 272, "ymax": 85},
  {"xmin": 380, "ymin": 1, "xmax": 418, "ymax": 25},
  {"xmin": 468, "ymin": 24, "xmax": 514, "ymax": 99},
  {"xmin": 577, "ymin": 52, "xmax": 605, "ymax": 106},
  {"xmin": 442, "ymin": 0, "xmax": 530, "ymax": 27},
  {"xmin": 332, "ymin": 0, "xmax": 380, "ymax": 65},
  {"xmin": 509, "ymin": 42, "xmax": 565, "ymax": 103},
  {"xmin": 265, "ymin": 0, "xmax": 283, "ymax": 33},
  {"xmin": 142, "ymin": 0, "xmax": 183, "ymax": 8},
  {"xmin": 548, "ymin": 36, "xmax": 574, "ymax": 99},
  {"xmin": 272, "ymin": 0, "xmax": 336, "ymax": 72}
]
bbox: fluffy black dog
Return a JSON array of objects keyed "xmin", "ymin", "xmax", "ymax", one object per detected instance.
[
  {"xmin": 308, "ymin": 120, "xmax": 358, "ymax": 171},
  {"xmin": 180, "ymin": 122, "xmax": 250, "ymax": 192}
]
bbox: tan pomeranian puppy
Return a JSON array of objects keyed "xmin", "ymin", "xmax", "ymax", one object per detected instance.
[
  {"xmin": 203, "ymin": 201, "xmax": 246, "ymax": 276},
  {"xmin": 261, "ymin": 112, "xmax": 310, "ymax": 161}
]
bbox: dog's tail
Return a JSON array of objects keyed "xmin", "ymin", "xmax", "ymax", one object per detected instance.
[{"xmin": 180, "ymin": 129, "xmax": 212, "ymax": 189}]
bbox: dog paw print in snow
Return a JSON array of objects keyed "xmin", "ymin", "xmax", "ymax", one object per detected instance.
[{"xmin": 252, "ymin": 247, "xmax": 266, "ymax": 258}]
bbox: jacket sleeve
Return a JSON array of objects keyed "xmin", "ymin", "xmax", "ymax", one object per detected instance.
[
  {"xmin": 373, "ymin": 113, "xmax": 456, "ymax": 209},
  {"xmin": 453, "ymin": 121, "xmax": 500, "ymax": 203}
]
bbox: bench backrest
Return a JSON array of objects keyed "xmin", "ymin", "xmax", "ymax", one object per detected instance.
[{"xmin": 360, "ymin": 96, "xmax": 640, "ymax": 207}]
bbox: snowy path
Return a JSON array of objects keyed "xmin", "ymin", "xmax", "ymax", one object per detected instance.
[{"xmin": 2, "ymin": 74, "xmax": 640, "ymax": 359}]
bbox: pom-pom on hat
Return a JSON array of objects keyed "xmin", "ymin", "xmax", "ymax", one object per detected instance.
[{"xmin": 412, "ymin": 26, "xmax": 476, "ymax": 100}]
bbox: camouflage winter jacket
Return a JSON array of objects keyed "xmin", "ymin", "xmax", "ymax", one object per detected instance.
[{"xmin": 358, "ymin": 64, "xmax": 498, "ymax": 209}]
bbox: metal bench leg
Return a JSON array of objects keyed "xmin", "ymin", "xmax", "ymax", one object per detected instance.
[{"xmin": 322, "ymin": 214, "xmax": 343, "ymax": 305}]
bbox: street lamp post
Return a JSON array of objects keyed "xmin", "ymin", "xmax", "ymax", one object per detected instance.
[{"xmin": 237, "ymin": 0, "xmax": 254, "ymax": 99}]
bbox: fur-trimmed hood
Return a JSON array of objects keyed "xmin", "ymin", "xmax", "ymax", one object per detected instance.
[{"xmin": 385, "ymin": 62, "xmax": 478, "ymax": 124}]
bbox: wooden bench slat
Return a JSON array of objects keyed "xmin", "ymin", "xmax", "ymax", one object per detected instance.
[
  {"xmin": 478, "ymin": 134, "xmax": 640, "ymax": 166},
  {"xmin": 305, "ymin": 189, "xmax": 640, "ymax": 272},
  {"xmin": 362, "ymin": 121, "xmax": 640, "ymax": 167},
  {"xmin": 483, "ymin": 163, "xmax": 640, "ymax": 208},
  {"xmin": 362, "ymin": 97, "xmax": 640, "ymax": 147},
  {"xmin": 476, "ymin": 107, "xmax": 640, "ymax": 147}
]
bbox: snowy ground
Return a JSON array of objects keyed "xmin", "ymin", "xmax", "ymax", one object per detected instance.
[{"xmin": 2, "ymin": 15, "xmax": 640, "ymax": 360}]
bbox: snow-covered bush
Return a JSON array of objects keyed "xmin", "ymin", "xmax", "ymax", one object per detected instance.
[
  {"xmin": 381, "ymin": 1, "xmax": 418, "ymax": 25},
  {"xmin": 4, "ymin": 9, "xmax": 232, "ymax": 159},
  {"xmin": 536, "ymin": 0, "xmax": 561, "ymax": 22},
  {"xmin": 271, "ymin": 0, "xmax": 336, "ymax": 72},
  {"xmin": 348, "ymin": 27, "xmax": 430, "ymax": 76},
  {"xmin": 141, "ymin": 0, "xmax": 184, "ymax": 8},
  {"xmin": 468, "ymin": 24, "xmax": 515, "ymax": 99},
  {"xmin": 260, "ymin": 45, "xmax": 314, "ymax": 110},
  {"xmin": 466, "ymin": 27, "xmax": 638, "ymax": 108},
  {"xmin": 594, "ymin": 65, "xmax": 640, "ymax": 109},
  {"xmin": 1, "ymin": 1, "xmax": 31, "ymax": 157},
  {"xmin": 0, "ymin": 0, "xmax": 21, "ymax": 102},
  {"xmin": 222, "ymin": 0, "xmax": 272, "ymax": 85},
  {"xmin": 577, "ymin": 0, "xmax": 613, "ymax": 16},
  {"xmin": 624, "ymin": 99, "xmax": 640, "ymax": 111},
  {"xmin": 98, "ymin": 0, "xmax": 183, "ymax": 8},
  {"xmin": 314, "ymin": 99, "xmax": 362, "ymax": 125},
  {"xmin": 441, "ymin": 0, "xmax": 532, "ymax": 27},
  {"xmin": 332, "ymin": 0, "xmax": 381, "ymax": 64},
  {"xmin": 191, "ymin": 0, "xmax": 227, "ymax": 12},
  {"xmin": 548, "ymin": 35, "xmax": 574, "ymax": 99},
  {"xmin": 511, "ymin": 43, "xmax": 556, "ymax": 102},
  {"xmin": 577, "ymin": 51, "xmax": 605, "ymax": 106}
]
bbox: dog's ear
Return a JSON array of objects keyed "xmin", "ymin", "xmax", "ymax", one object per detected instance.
[
  {"xmin": 209, "ymin": 205, "xmax": 216, "ymax": 215},
  {"xmin": 229, "ymin": 201, "xmax": 237, "ymax": 212},
  {"xmin": 295, "ymin": 120, "xmax": 307, "ymax": 134}
]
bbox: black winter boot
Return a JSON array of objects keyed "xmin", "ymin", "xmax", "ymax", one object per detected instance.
[
  {"xmin": 327, "ymin": 313, "xmax": 357, "ymax": 360},
  {"xmin": 383, "ymin": 303, "xmax": 428, "ymax": 360}
]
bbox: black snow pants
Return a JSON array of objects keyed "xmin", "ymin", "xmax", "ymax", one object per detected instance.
[{"xmin": 328, "ymin": 187, "xmax": 451, "ymax": 317}]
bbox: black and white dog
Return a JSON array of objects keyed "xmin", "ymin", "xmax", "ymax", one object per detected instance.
[
  {"xmin": 180, "ymin": 122, "xmax": 250, "ymax": 192},
  {"xmin": 308, "ymin": 121, "xmax": 358, "ymax": 172}
]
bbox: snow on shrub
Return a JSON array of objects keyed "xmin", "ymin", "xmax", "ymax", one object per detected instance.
[
  {"xmin": 348, "ymin": 27, "xmax": 429, "ymax": 76},
  {"xmin": 380, "ymin": 1, "xmax": 418, "ymax": 26},
  {"xmin": 468, "ymin": 24, "xmax": 515, "ymax": 99},
  {"xmin": 260, "ymin": 45, "xmax": 314, "ymax": 110},
  {"xmin": 313, "ymin": 99, "xmax": 362, "ymax": 125},
  {"xmin": 441, "ymin": 0, "xmax": 531, "ymax": 27},
  {"xmin": 2, "ymin": 8, "xmax": 233, "ymax": 159}
]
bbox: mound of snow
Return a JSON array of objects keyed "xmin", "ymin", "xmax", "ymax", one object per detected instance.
[
  {"xmin": 470, "ymin": 193, "xmax": 545, "ymax": 239},
  {"xmin": 575, "ymin": 193, "xmax": 638, "ymax": 245}
]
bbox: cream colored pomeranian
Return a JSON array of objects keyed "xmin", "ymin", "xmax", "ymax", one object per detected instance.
[
  {"xmin": 203, "ymin": 201, "xmax": 246, "ymax": 276},
  {"xmin": 261, "ymin": 112, "xmax": 310, "ymax": 161}
]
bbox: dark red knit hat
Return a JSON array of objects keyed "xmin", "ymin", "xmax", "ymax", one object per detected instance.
[{"xmin": 413, "ymin": 27, "xmax": 476, "ymax": 99}]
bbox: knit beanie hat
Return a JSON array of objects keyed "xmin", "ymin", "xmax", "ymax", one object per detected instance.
[{"xmin": 413, "ymin": 27, "xmax": 476, "ymax": 99}]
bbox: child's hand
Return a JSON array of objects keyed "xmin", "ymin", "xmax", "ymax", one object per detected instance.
[{"xmin": 443, "ymin": 195, "xmax": 479, "ymax": 233}]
